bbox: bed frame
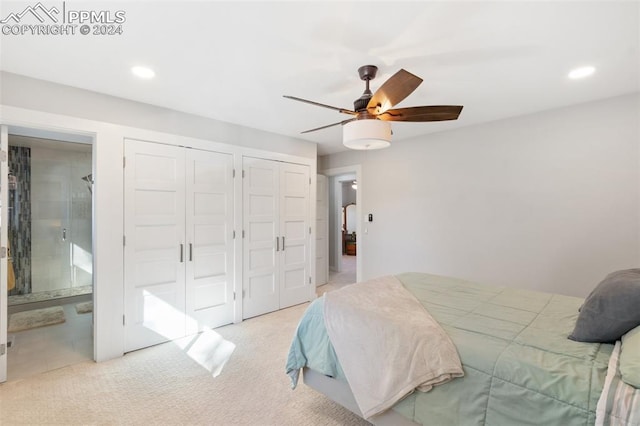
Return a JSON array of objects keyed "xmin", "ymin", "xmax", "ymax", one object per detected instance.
[{"xmin": 302, "ymin": 367, "xmax": 419, "ymax": 426}]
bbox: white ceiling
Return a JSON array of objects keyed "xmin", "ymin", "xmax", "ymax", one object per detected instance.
[{"xmin": 1, "ymin": 1, "xmax": 638, "ymax": 155}]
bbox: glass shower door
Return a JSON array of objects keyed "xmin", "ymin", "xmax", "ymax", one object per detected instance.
[
  {"xmin": 29, "ymin": 143, "xmax": 92, "ymax": 297},
  {"xmin": 30, "ymin": 155, "xmax": 72, "ymax": 295},
  {"xmin": 7, "ymin": 138, "xmax": 92, "ymax": 303}
]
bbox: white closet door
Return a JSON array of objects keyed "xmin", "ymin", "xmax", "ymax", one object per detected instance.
[
  {"xmin": 124, "ymin": 140, "xmax": 186, "ymax": 352},
  {"xmin": 315, "ymin": 174, "xmax": 329, "ymax": 287},
  {"xmin": 279, "ymin": 163, "xmax": 310, "ymax": 308},
  {"xmin": 185, "ymin": 149, "xmax": 234, "ymax": 334},
  {"xmin": 242, "ymin": 158, "xmax": 279, "ymax": 319}
]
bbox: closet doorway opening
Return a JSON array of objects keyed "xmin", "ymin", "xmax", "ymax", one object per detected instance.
[{"xmin": 4, "ymin": 127, "xmax": 94, "ymax": 382}]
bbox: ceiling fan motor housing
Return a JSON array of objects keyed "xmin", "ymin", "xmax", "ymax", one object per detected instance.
[
  {"xmin": 353, "ymin": 65, "xmax": 378, "ymax": 111},
  {"xmin": 353, "ymin": 96, "xmax": 371, "ymax": 112}
]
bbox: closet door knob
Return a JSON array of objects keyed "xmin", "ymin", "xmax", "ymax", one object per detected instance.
[
  {"xmin": 179, "ymin": 244, "xmax": 184, "ymax": 263},
  {"xmin": 282, "ymin": 236, "xmax": 285, "ymax": 251},
  {"xmin": 189, "ymin": 243, "xmax": 193, "ymax": 261},
  {"xmin": 276, "ymin": 237, "xmax": 280, "ymax": 252}
]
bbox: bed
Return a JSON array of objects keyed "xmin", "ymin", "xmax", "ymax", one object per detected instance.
[{"xmin": 286, "ymin": 272, "xmax": 640, "ymax": 425}]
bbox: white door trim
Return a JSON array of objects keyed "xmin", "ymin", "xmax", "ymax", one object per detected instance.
[
  {"xmin": 0, "ymin": 125, "xmax": 9, "ymax": 383},
  {"xmin": 315, "ymin": 174, "xmax": 329, "ymax": 286}
]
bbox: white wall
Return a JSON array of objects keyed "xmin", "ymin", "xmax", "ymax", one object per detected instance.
[
  {"xmin": 320, "ymin": 93, "xmax": 640, "ymax": 297},
  {"xmin": 1, "ymin": 72, "xmax": 317, "ymax": 362},
  {"xmin": 1, "ymin": 72, "xmax": 316, "ymax": 159}
]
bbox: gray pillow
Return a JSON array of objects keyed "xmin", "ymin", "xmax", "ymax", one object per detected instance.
[{"xmin": 569, "ymin": 269, "xmax": 640, "ymax": 343}]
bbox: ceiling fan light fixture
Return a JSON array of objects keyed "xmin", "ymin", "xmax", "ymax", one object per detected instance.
[{"xmin": 343, "ymin": 119, "xmax": 391, "ymax": 150}]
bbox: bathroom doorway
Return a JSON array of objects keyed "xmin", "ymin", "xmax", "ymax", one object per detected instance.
[
  {"xmin": 319, "ymin": 165, "xmax": 362, "ymax": 289},
  {"xmin": 4, "ymin": 131, "xmax": 94, "ymax": 381},
  {"xmin": 332, "ymin": 178, "xmax": 357, "ymax": 286}
]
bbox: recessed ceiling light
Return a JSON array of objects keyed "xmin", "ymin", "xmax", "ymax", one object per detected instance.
[
  {"xmin": 568, "ymin": 66, "xmax": 595, "ymax": 79},
  {"xmin": 131, "ymin": 66, "xmax": 155, "ymax": 79}
]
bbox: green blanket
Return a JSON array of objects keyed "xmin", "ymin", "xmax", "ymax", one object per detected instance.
[{"xmin": 286, "ymin": 272, "xmax": 615, "ymax": 425}]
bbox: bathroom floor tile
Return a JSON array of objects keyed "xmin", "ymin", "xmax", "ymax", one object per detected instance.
[{"xmin": 6, "ymin": 302, "xmax": 94, "ymax": 382}]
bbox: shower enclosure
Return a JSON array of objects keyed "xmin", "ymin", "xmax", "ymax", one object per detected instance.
[{"xmin": 7, "ymin": 136, "xmax": 92, "ymax": 304}]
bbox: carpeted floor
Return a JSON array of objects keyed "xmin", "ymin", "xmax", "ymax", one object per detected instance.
[
  {"xmin": 0, "ymin": 296, "xmax": 369, "ymax": 425},
  {"xmin": 319, "ymin": 255, "xmax": 357, "ymax": 295}
]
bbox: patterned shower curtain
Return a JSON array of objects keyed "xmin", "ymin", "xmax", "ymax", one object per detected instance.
[{"xmin": 7, "ymin": 146, "xmax": 31, "ymax": 296}]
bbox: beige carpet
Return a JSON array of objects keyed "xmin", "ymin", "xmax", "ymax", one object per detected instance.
[
  {"xmin": 75, "ymin": 301, "xmax": 93, "ymax": 314},
  {"xmin": 7, "ymin": 306, "xmax": 66, "ymax": 333},
  {"xmin": 0, "ymin": 301, "xmax": 369, "ymax": 425}
]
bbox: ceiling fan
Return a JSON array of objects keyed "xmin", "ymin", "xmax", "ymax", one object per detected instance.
[{"xmin": 284, "ymin": 65, "xmax": 463, "ymax": 150}]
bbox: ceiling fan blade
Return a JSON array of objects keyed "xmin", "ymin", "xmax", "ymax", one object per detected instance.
[
  {"xmin": 366, "ymin": 69, "xmax": 423, "ymax": 114},
  {"xmin": 283, "ymin": 95, "xmax": 357, "ymax": 115},
  {"xmin": 300, "ymin": 118, "xmax": 357, "ymax": 134},
  {"xmin": 377, "ymin": 105, "xmax": 463, "ymax": 122}
]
